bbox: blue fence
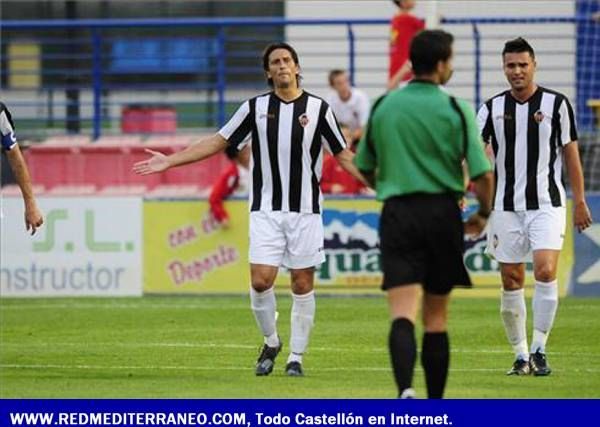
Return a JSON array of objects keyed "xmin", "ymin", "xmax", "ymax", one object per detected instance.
[{"xmin": 0, "ymin": 15, "xmax": 598, "ymax": 140}]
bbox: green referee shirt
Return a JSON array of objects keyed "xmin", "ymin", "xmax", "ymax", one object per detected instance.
[{"xmin": 354, "ymin": 81, "xmax": 491, "ymax": 201}]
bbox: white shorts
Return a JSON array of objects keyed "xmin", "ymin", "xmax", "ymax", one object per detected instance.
[
  {"xmin": 485, "ymin": 206, "xmax": 566, "ymax": 263},
  {"xmin": 249, "ymin": 211, "xmax": 325, "ymax": 269}
]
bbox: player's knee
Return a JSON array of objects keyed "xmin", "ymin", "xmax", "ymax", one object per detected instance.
[
  {"xmin": 534, "ymin": 263, "xmax": 556, "ymax": 282},
  {"xmin": 291, "ymin": 279, "xmax": 313, "ymax": 295},
  {"xmin": 251, "ymin": 280, "xmax": 273, "ymax": 293},
  {"xmin": 501, "ymin": 269, "xmax": 524, "ymax": 290}
]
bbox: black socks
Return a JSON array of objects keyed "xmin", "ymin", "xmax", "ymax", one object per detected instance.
[
  {"xmin": 389, "ymin": 318, "xmax": 416, "ymax": 395},
  {"xmin": 389, "ymin": 318, "xmax": 450, "ymax": 399},
  {"xmin": 421, "ymin": 331, "xmax": 449, "ymax": 399}
]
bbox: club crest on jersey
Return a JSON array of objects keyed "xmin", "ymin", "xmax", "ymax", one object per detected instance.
[
  {"xmin": 298, "ymin": 113, "xmax": 309, "ymax": 127},
  {"xmin": 533, "ymin": 110, "xmax": 545, "ymax": 124}
]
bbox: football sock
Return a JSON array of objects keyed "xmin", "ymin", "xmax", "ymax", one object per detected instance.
[
  {"xmin": 389, "ymin": 317, "xmax": 416, "ymax": 396},
  {"xmin": 531, "ymin": 280, "xmax": 558, "ymax": 354},
  {"xmin": 421, "ymin": 332, "xmax": 449, "ymax": 399},
  {"xmin": 290, "ymin": 291, "xmax": 315, "ymax": 356},
  {"xmin": 287, "ymin": 352, "xmax": 303, "ymax": 364},
  {"xmin": 501, "ymin": 288, "xmax": 529, "ymax": 361},
  {"xmin": 250, "ymin": 286, "xmax": 279, "ymax": 347}
]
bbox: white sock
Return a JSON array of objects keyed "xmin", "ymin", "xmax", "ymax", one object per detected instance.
[
  {"xmin": 289, "ymin": 291, "xmax": 315, "ymax": 359},
  {"xmin": 531, "ymin": 280, "xmax": 558, "ymax": 354},
  {"xmin": 287, "ymin": 352, "xmax": 303, "ymax": 364},
  {"xmin": 500, "ymin": 288, "xmax": 529, "ymax": 361},
  {"xmin": 250, "ymin": 287, "xmax": 279, "ymax": 347}
]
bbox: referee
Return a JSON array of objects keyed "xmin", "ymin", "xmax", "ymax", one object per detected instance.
[
  {"xmin": 134, "ymin": 42, "xmax": 365, "ymax": 377},
  {"xmin": 355, "ymin": 30, "xmax": 494, "ymax": 398}
]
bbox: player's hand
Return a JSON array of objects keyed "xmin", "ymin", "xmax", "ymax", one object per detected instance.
[
  {"xmin": 464, "ymin": 213, "xmax": 487, "ymax": 238},
  {"xmin": 24, "ymin": 202, "xmax": 44, "ymax": 236},
  {"xmin": 133, "ymin": 149, "xmax": 170, "ymax": 175},
  {"xmin": 574, "ymin": 200, "xmax": 593, "ymax": 233}
]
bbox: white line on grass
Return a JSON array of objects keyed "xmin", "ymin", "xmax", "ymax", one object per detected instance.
[
  {"xmin": 2, "ymin": 341, "xmax": 599, "ymax": 358},
  {"xmin": 1, "ymin": 363, "xmax": 600, "ymax": 373},
  {"xmin": 0, "ymin": 303, "xmax": 250, "ymax": 310}
]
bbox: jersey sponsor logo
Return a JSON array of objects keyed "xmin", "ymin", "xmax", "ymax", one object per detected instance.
[
  {"xmin": 495, "ymin": 114, "xmax": 513, "ymax": 121},
  {"xmin": 493, "ymin": 234, "xmax": 499, "ymax": 249},
  {"xmin": 259, "ymin": 113, "xmax": 276, "ymax": 120},
  {"xmin": 298, "ymin": 113, "xmax": 309, "ymax": 128}
]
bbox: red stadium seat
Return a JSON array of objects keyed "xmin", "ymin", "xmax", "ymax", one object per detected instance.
[
  {"xmin": 98, "ymin": 185, "xmax": 148, "ymax": 195},
  {"xmin": 0, "ymin": 184, "xmax": 45, "ymax": 196},
  {"xmin": 146, "ymin": 184, "xmax": 201, "ymax": 198},
  {"xmin": 46, "ymin": 184, "xmax": 98, "ymax": 195}
]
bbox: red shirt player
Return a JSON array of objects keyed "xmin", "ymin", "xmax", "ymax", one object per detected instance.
[
  {"xmin": 388, "ymin": 0, "xmax": 425, "ymax": 89},
  {"xmin": 208, "ymin": 144, "xmax": 250, "ymax": 228},
  {"xmin": 321, "ymin": 126, "xmax": 368, "ymax": 195}
]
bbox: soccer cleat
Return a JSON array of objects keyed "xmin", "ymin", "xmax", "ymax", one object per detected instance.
[
  {"xmin": 399, "ymin": 388, "xmax": 416, "ymax": 399},
  {"xmin": 285, "ymin": 361, "xmax": 304, "ymax": 377},
  {"xmin": 255, "ymin": 340, "xmax": 282, "ymax": 376},
  {"xmin": 506, "ymin": 358, "xmax": 531, "ymax": 376},
  {"xmin": 529, "ymin": 350, "xmax": 552, "ymax": 376}
]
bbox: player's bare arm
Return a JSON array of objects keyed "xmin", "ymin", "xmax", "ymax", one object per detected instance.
[
  {"xmin": 563, "ymin": 141, "xmax": 593, "ymax": 232},
  {"xmin": 5, "ymin": 145, "xmax": 44, "ymax": 235},
  {"xmin": 133, "ymin": 133, "xmax": 228, "ymax": 175},
  {"xmin": 334, "ymin": 148, "xmax": 370, "ymax": 187}
]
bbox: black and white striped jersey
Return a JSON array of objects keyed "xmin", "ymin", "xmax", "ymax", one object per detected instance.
[
  {"xmin": 0, "ymin": 102, "xmax": 18, "ymax": 151},
  {"xmin": 218, "ymin": 91, "xmax": 347, "ymax": 214},
  {"xmin": 477, "ymin": 87, "xmax": 577, "ymax": 211}
]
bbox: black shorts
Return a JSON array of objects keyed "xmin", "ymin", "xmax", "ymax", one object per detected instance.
[{"xmin": 380, "ymin": 193, "xmax": 472, "ymax": 295}]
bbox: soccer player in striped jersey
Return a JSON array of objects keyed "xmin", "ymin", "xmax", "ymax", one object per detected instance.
[
  {"xmin": 477, "ymin": 38, "xmax": 593, "ymax": 376},
  {"xmin": 0, "ymin": 102, "xmax": 44, "ymax": 235},
  {"xmin": 134, "ymin": 43, "xmax": 366, "ymax": 377}
]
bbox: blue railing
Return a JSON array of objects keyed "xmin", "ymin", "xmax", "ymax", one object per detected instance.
[{"xmin": 0, "ymin": 15, "xmax": 597, "ymax": 139}]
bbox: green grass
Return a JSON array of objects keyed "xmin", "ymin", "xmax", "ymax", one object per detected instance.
[{"xmin": 1, "ymin": 296, "xmax": 599, "ymax": 398}]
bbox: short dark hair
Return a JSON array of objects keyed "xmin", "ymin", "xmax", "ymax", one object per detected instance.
[
  {"xmin": 409, "ymin": 29, "xmax": 454, "ymax": 75},
  {"xmin": 328, "ymin": 69, "xmax": 346, "ymax": 86},
  {"xmin": 262, "ymin": 42, "xmax": 301, "ymax": 87},
  {"xmin": 502, "ymin": 37, "xmax": 535, "ymax": 59}
]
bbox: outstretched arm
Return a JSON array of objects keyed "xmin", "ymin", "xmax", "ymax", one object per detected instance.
[
  {"xmin": 133, "ymin": 133, "xmax": 228, "ymax": 175},
  {"xmin": 564, "ymin": 141, "xmax": 593, "ymax": 232},
  {"xmin": 5, "ymin": 146, "xmax": 44, "ymax": 235}
]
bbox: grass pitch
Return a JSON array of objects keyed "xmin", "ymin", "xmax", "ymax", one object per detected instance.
[{"xmin": 1, "ymin": 295, "xmax": 599, "ymax": 398}]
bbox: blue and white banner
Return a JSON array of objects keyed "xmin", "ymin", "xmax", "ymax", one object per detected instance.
[
  {"xmin": 0, "ymin": 196, "xmax": 143, "ymax": 297},
  {"xmin": 570, "ymin": 194, "xmax": 600, "ymax": 296},
  {"xmin": 0, "ymin": 399, "xmax": 594, "ymax": 427}
]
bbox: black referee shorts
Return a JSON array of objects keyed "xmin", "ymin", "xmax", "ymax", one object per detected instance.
[{"xmin": 380, "ymin": 193, "xmax": 472, "ymax": 295}]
